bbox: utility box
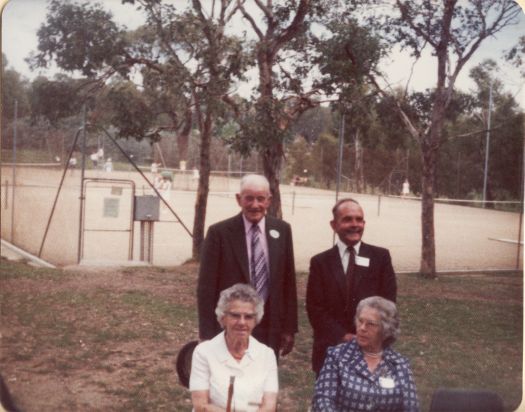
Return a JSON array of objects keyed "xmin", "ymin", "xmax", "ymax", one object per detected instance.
[{"xmin": 134, "ymin": 195, "xmax": 160, "ymax": 221}]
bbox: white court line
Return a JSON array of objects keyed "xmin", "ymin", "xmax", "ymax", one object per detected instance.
[{"xmin": 488, "ymin": 237, "xmax": 523, "ymax": 245}]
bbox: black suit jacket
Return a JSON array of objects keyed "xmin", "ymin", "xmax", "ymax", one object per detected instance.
[
  {"xmin": 306, "ymin": 242, "xmax": 397, "ymax": 373},
  {"xmin": 197, "ymin": 213, "xmax": 298, "ymax": 353}
]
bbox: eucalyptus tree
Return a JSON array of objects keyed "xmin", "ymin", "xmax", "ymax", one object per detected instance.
[
  {"xmin": 30, "ymin": 0, "xmax": 249, "ymax": 258},
  {"xmin": 312, "ymin": 0, "xmax": 520, "ymax": 277},
  {"xmin": 374, "ymin": 0, "xmax": 521, "ymax": 277},
  {"xmin": 506, "ymin": 35, "xmax": 525, "ymax": 76},
  {"xmin": 233, "ymin": 0, "xmax": 316, "ymax": 218}
]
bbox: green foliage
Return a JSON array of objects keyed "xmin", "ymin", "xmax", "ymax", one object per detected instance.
[
  {"xmin": 105, "ymin": 81, "xmax": 159, "ymax": 141},
  {"xmin": 1, "ymin": 55, "xmax": 30, "ymax": 121},
  {"xmin": 313, "ymin": 17, "xmax": 384, "ymax": 100},
  {"xmin": 505, "ymin": 35, "xmax": 525, "ymax": 75},
  {"xmin": 29, "ymin": 75, "xmax": 84, "ymax": 126},
  {"xmin": 31, "ymin": 0, "xmax": 129, "ymax": 77},
  {"xmin": 233, "ymin": 99, "xmax": 293, "ymax": 156}
]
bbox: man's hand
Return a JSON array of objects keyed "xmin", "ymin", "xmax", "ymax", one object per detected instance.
[
  {"xmin": 280, "ymin": 333, "xmax": 295, "ymax": 357},
  {"xmin": 341, "ymin": 333, "xmax": 355, "ymax": 343}
]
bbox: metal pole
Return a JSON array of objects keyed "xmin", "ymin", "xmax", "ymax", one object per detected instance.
[
  {"xmin": 38, "ymin": 128, "xmax": 82, "ymax": 257},
  {"xmin": 98, "ymin": 125, "xmax": 193, "ymax": 237},
  {"xmin": 517, "ymin": 127, "xmax": 524, "ymax": 270},
  {"xmin": 77, "ymin": 104, "xmax": 87, "ymax": 263},
  {"xmin": 336, "ymin": 113, "xmax": 345, "ymax": 201},
  {"xmin": 10, "ymin": 100, "xmax": 17, "ymax": 242},
  {"xmin": 482, "ymin": 79, "xmax": 493, "ymax": 208}
]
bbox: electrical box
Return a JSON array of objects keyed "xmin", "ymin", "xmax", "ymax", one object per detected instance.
[{"xmin": 134, "ymin": 195, "xmax": 160, "ymax": 221}]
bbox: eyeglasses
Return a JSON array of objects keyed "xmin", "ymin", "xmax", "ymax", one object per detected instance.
[
  {"xmin": 241, "ymin": 195, "xmax": 269, "ymax": 203},
  {"xmin": 356, "ymin": 318, "xmax": 381, "ymax": 329},
  {"xmin": 226, "ymin": 311, "xmax": 257, "ymax": 321}
]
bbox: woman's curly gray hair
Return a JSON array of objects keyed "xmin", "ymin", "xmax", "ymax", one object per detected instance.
[
  {"xmin": 215, "ymin": 283, "xmax": 264, "ymax": 326},
  {"xmin": 355, "ymin": 296, "xmax": 400, "ymax": 347}
]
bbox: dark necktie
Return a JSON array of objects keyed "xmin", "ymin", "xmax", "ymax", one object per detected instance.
[
  {"xmin": 251, "ymin": 224, "xmax": 269, "ymax": 301},
  {"xmin": 346, "ymin": 247, "xmax": 356, "ymax": 302}
]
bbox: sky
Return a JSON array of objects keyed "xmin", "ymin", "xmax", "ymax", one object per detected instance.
[{"xmin": 1, "ymin": 0, "xmax": 525, "ymax": 106}]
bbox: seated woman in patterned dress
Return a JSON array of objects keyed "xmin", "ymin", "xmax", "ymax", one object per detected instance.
[{"xmin": 312, "ymin": 296, "xmax": 420, "ymax": 412}]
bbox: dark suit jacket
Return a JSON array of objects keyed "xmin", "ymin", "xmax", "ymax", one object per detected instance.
[
  {"xmin": 197, "ymin": 213, "xmax": 298, "ymax": 353},
  {"xmin": 306, "ymin": 242, "xmax": 397, "ymax": 374}
]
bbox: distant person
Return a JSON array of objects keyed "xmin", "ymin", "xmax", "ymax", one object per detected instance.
[
  {"xmin": 306, "ymin": 198, "xmax": 397, "ymax": 375},
  {"xmin": 151, "ymin": 162, "xmax": 159, "ymax": 174},
  {"xmin": 402, "ymin": 179, "xmax": 410, "ymax": 197},
  {"xmin": 312, "ymin": 296, "xmax": 420, "ymax": 412},
  {"xmin": 159, "ymin": 175, "xmax": 172, "ymax": 202},
  {"xmin": 197, "ymin": 174, "xmax": 298, "ymax": 357},
  {"xmin": 90, "ymin": 152, "xmax": 99, "ymax": 168},
  {"xmin": 190, "ymin": 284, "xmax": 278, "ymax": 411},
  {"xmin": 104, "ymin": 158, "xmax": 113, "ymax": 172}
]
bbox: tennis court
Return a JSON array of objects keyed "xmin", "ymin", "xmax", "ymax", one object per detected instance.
[{"xmin": 1, "ymin": 164, "xmax": 522, "ymax": 272}]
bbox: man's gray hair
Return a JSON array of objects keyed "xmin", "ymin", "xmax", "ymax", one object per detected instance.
[
  {"xmin": 240, "ymin": 174, "xmax": 270, "ymax": 193},
  {"xmin": 355, "ymin": 296, "xmax": 399, "ymax": 347},
  {"xmin": 215, "ymin": 283, "xmax": 264, "ymax": 325},
  {"xmin": 332, "ymin": 198, "xmax": 361, "ymax": 219}
]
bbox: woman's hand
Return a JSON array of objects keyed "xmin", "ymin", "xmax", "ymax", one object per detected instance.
[
  {"xmin": 258, "ymin": 392, "xmax": 277, "ymax": 412},
  {"xmin": 192, "ymin": 390, "xmax": 226, "ymax": 412}
]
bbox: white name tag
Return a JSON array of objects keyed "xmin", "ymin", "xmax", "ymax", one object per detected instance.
[
  {"xmin": 379, "ymin": 376, "xmax": 396, "ymax": 389},
  {"xmin": 355, "ymin": 256, "xmax": 370, "ymax": 267}
]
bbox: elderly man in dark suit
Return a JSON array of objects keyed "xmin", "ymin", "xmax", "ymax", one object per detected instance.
[
  {"xmin": 197, "ymin": 174, "xmax": 298, "ymax": 357},
  {"xmin": 306, "ymin": 198, "xmax": 397, "ymax": 375}
]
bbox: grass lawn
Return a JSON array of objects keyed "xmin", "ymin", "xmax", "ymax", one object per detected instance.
[{"xmin": 0, "ymin": 258, "xmax": 522, "ymax": 411}]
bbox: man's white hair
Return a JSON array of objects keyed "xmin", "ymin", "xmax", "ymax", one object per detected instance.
[{"xmin": 239, "ymin": 174, "xmax": 270, "ymax": 193}]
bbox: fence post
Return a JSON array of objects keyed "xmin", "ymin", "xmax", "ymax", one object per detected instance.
[
  {"xmin": 11, "ymin": 100, "xmax": 18, "ymax": 243},
  {"xmin": 377, "ymin": 194, "xmax": 381, "ymax": 217}
]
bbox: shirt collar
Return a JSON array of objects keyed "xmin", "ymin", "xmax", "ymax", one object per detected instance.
[
  {"xmin": 336, "ymin": 238, "xmax": 361, "ymax": 257},
  {"xmin": 217, "ymin": 331, "xmax": 257, "ymax": 363},
  {"xmin": 242, "ymin": 214, "xmax": 266, "ymax": 235}
]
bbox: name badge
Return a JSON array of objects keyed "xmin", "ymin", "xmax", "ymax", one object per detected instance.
[
  {"xmin": 355, "ymin": 256, "xmax": 370, "ymax": 267},
  {"xmin": 379, "ymin": 376, "xmax": 395, "ymax": 389}
]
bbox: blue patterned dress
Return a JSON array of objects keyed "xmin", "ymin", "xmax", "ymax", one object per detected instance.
[{"xmin": 312, "ymin": 339, "xmax": 420, "ymax": 412}]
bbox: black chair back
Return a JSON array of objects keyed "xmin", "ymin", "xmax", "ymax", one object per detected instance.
[{"xmin": 429, "ymin": 388, "xmax": 504, "ymax": 412}]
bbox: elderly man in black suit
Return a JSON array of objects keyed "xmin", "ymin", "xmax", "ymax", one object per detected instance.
[
  {"xmin": 306, "ymin": 198, "xmax": 397, "ymax": 375},
  {"xmin": 197, "ymin": 174, "xmax": 298, "ymax": 357}
]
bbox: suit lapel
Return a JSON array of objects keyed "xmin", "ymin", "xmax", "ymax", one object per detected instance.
[
  {"xmin": 328, "ymin": 246, "xmax": 348, "ymax": 304},
  {"xmin": 354, "ymin": 242, "xmax": 371, "ymax": 289},
  {"xmin": 265, "ymin": 217, "xmax": 279, "ymax": 292},
  {"xmin": 229, "ymin": 214, "xmax": 250, "ymax": 282}
]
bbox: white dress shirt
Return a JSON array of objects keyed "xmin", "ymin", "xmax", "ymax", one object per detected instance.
[
  {"xmin": 335, "ymin": 239, "xmax": 361, "ymax": 272},
  {"xmin": 190, "ymin": 331, "xmax": 278, "ymax": 411}
]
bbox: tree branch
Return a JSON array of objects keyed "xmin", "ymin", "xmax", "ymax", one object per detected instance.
[
  {"xmin": 237, "ymin": 0, "xmax": 264, "ymax": 40},
  {"xmin": 274, "ymin": 0, "xmax": 310, "ymax": 52}
]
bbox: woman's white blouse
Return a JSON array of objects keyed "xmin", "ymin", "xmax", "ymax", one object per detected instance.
[{"xmin": 189, "ymin": 331, "xmax": 278, "ymax": 411}]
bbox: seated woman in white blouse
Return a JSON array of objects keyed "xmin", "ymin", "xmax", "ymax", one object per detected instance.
[{"xmin": 190, "ymin": 283, "xmax": 278, "ymax": 412}]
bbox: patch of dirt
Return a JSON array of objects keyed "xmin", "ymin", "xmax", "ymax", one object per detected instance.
[{"xmin": 0, "ymin": 262, "xmax": 201, "ymax": 412}]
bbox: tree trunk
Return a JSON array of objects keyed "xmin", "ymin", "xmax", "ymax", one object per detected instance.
[
  {"xmin": 192, "ymin": 111, "xmax": 212, "ymax": 260},
  {"xmin": 354, "ymin": 131, "xmax": 364, "ymax": 193},
  {"xmin": 419, "ymin": 138, "xmax": 437, "ymax": 278},
  {"xmin": 419, "ymin": 84, "xmax": 447, "ymax": 277},
  {"xmin": 176, "ymin": 108, "xmax": 193, "ymax": 166},
  {"xmin": 257, "ymin": 50, "xmax": 285, "ymax": 219},
  {"xmin": 263, "ymin": 144, "xmax": 283, "ymax": 219}
]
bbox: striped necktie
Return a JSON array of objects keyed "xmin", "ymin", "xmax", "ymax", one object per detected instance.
[{"xmin": 250, "ymin": 224, "xmax": 269, "ymax": 301}]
